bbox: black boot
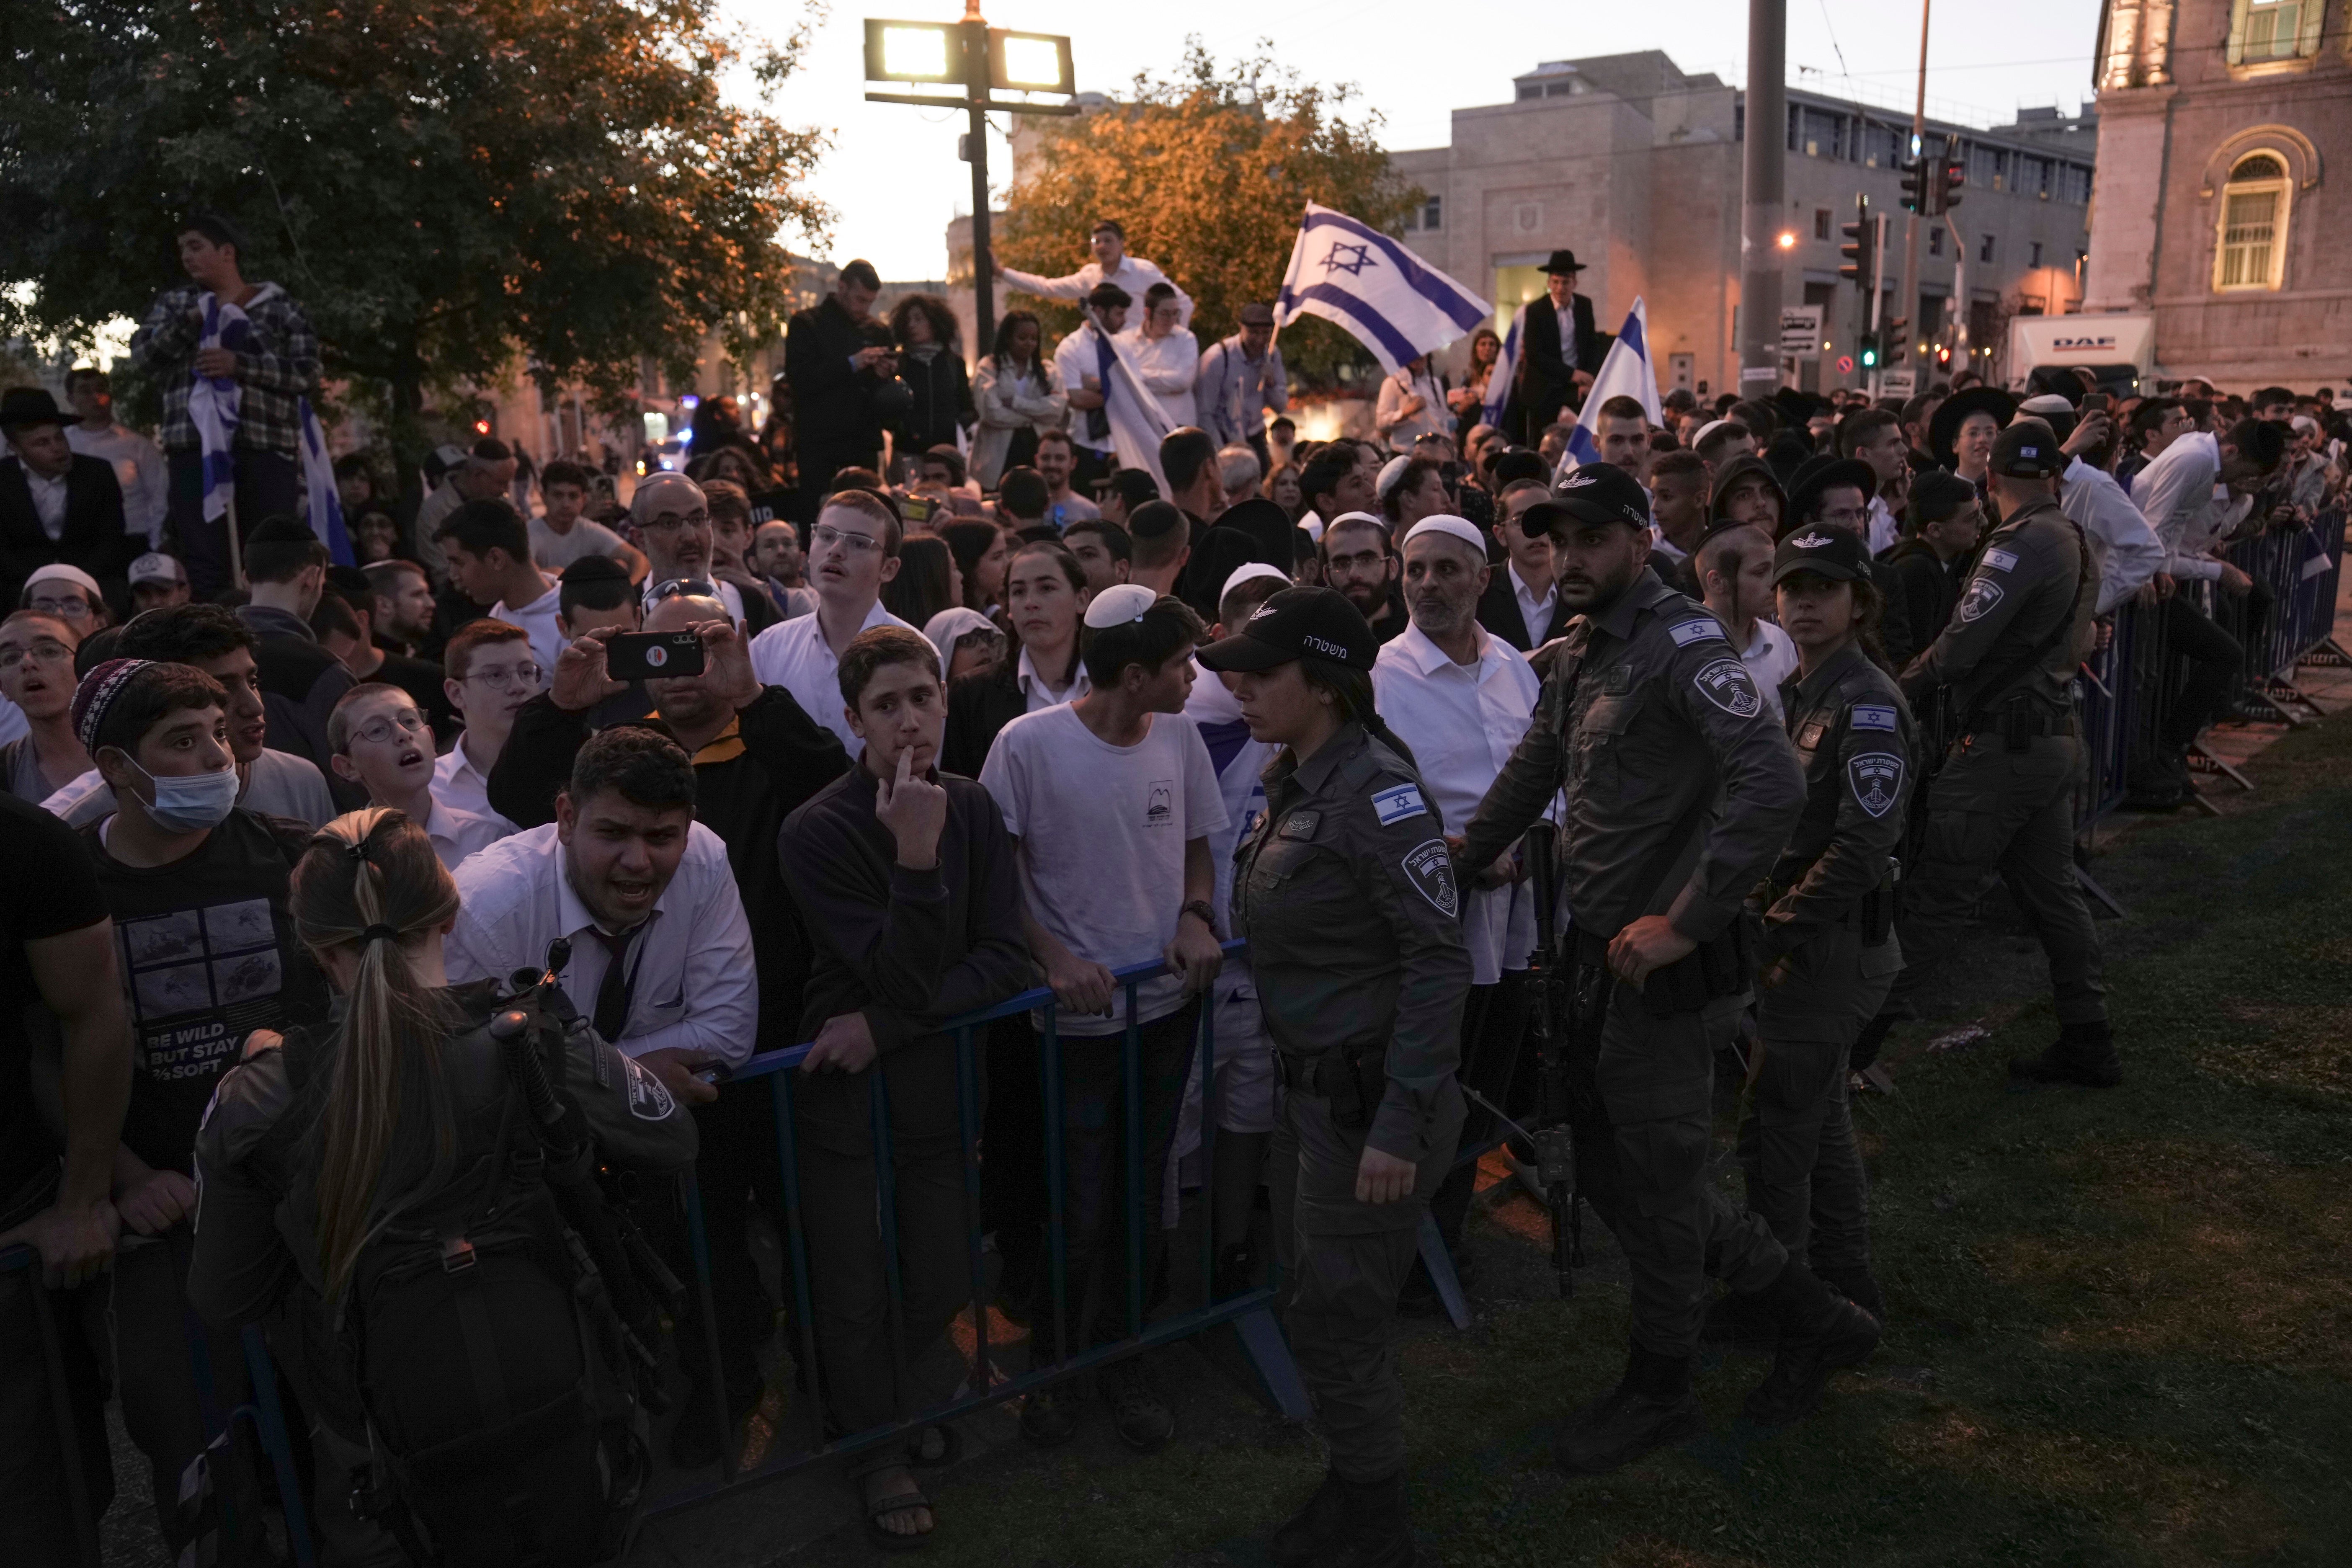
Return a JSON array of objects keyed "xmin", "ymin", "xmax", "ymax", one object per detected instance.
[
  {"xmin": 1212, "ymin": 1239, "xmax": 1257, "ymax": 1301},
  {"xmin": 1269, "ymin": 1469, "xmax": 1349, "ymax": 1568},
  {"xmin": 1699, "ymin": 1288, "xmax": 1779, "ymax": 1351},
  {"xmin": 1552, "ymin": 1345, "xmax": 1703, "ymax": 1474},
  {"xmin": 1817, "ymin": 1264, "xmax": 1887, "ymax": 1326},
  {"xmin": 1739, "ymin": 1260, "xmax": 1881, "ymax": 1429},
  {"xmin": 2009, "ymin": 1020, "xmax": 2122, "ymax": 1088},
  {"xmin": 1320, "ymin": 1473, "xmax": 1416, "ymax": 1568}
]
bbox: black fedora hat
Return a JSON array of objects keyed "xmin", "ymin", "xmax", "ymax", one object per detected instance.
[
  {"xmin": 0, "ymin": 386, "xmax": 72, "ymax": 430},
  {"xmin": 1927, "ymin": 386, "xmax": 2017, "ymax": 467},
  {"xmin": 1783, "ymin": 455, "xmax": 1881, "ymax": 538},
  {"xmin": 1540, "ymin": 250, "xmax": 1583, "ymax": 276}
]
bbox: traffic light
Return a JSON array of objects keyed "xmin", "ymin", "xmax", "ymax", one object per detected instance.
[
  {"xmin": 1941, "ymin": 156, "xmax": 1966, "ymax": 214},
  {"xmin": 1859, "ymin": 333, "xmax": 1880, "ymax": 369},
  {"xmin": 1839, "ymin": 194, "xmax": 1874, "ymax": 287},
  {"xmin": 1899, "ymin": 157, "xmax": 1927, "ymax": 215}
]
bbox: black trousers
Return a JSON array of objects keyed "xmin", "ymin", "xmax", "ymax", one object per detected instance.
[
  {"xmin": 167, "ymin": 448, "xmax": 303, "ymax": 601},
  {"xmin": 1426, "ymin": 971, "xmax": 1534, "ymax": 1254},
  {"xmin": 2158, "ymin": 593, "xmax": 2243, "ymax": 751},
  {"xmin": 0, "ymin": 1251, "xmax": 112, "ymax": 1568}
]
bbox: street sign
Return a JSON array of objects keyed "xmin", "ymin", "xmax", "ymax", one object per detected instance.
[
  {"xmin": 1880, "ymin": 368, "xmax": 1917, "ymax": 397},
  {"xmin": 1779, "ymin": 306, "xmax": 1823, "ymax": 358},
  {"xmin": 1836, "ymin": 354, "xmax": 1855, "ymax": 375}
]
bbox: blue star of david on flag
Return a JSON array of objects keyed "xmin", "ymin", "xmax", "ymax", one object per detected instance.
[
  {"xmin": 1273, "ymin": 204, "xmax": 1491, "ymax": 376},
  {"xmin": 1319, "ymin": 241, "xmax": 1377, "ymax": 277}
]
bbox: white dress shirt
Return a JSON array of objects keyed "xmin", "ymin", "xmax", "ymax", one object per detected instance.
[
  {"xmin": 1053, "ymin": 328, "xmax": 1116, "ymax": 455},
  {"xmin": 1372, "ymin": 622, "xmax": 1543, "ymax": 985},
  {"xmin": 2058, "ymin": 457, "xmax": 2165, "ymax": 614},
  {"xmin": 490, "ymin": 576, "xmax": 564, "ymax": 683},
  {"xmin": 1736, "ymin": 618, "xmax": 1800, "ymax": 720},
  {"xmin": 1509, "ymin": 562, "xmax": 1558, "ymax": 651},
  {"xmin": 1865, "ymin": 495, "xmax": 1901, "ymax": 556},
  {"xmin": 24, "ymin": 468, "xmax": 68, "ymax": 541},
  {"xmin": 444, "ymin": 821, "xmax": 758, "ymax": 1066},
  {"xmin": 67, "ymin": 423, "xmax": 170, "ymax": 547},
  {"xmin": 420, "ymin": 797, "xmax": 514, "ymax": 872},
  {"xmin": 1000, "ymin": 254, "xmax": 1192, "ymax": 328},
  {"xmin": 1120, "ymin": 325, "xmax": 1200, "ymax": 430},
  {"xmin": 1015, "ymin": 645, "xmax": 1090, "ymax": 712},
  {"xmin": 432, "ymin": 739, "xmax": 498, "ymax": 821},
  {"xmin": 747, "ymin": 597, "xmax": 913, "ymax": 755},
  {"xmin": 2130, "ymin": 430, "xmax": 2230, "ymax": 584}
]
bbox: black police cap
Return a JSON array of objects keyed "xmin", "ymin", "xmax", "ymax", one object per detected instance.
[
  {"xmin": 1991, "ymin": 418, "xmax": 2065, "ymax": 479},
  {"xmin": 1772, "ymin": 524, "xmax": 1874, "ymax": 585},
  {"xmin": 1521, "ymin": 459, "xmax": 1652, "ymax": 539},
  {"xmin": 1195, "ymin": 585, "xmax": 1378, "ymax": 673}
]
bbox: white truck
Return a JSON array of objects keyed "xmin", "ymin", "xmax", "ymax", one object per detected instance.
[{"xmin": 2006, "ymin": 314, "xmax": 2156, "ymax": 400}]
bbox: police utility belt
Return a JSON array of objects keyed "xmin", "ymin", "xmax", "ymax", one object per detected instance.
[
  {"xmin": 1274, "ymin": 1049, "xmax": 1389, "ymax": 1129},
  {"xmin": 1959, "ymin": 691, "xmax": 2076, "ymax": 751},
  {"xmin": 1573, "ymin": 918, "xmax": 1752, "ymax": 1018},
  {"xmin": 1762, "ymin": 867, "xmax": 1898, "ymax": 946}
]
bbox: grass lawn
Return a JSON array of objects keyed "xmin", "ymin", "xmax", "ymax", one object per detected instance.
[{"xmin": 796, "ymin": 716, "xmax": 2352, "ymax": 1567}]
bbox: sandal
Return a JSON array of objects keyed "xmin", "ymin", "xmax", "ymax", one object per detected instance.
[
  {"xmin": 905, "ymin": 1422, "xmax": 963, "ymax": 1470},
  {"xmin": 862, "ymin": 1480, "xmax": 935, "ymax": 1554}
]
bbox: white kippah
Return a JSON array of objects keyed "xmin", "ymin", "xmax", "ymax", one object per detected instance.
[
  {"xmin": 1692, "ymin": 418, "xmax": 1729, "ymax": 445},
  {"xmin": 1221, "ymin": 562, "xmax": 1290, "ymax": 602},
  {"xmin": 1375, "ymin": 454, "xmax": 1413, "ymax": 499},
  {"xmin": 1402, "ymin": 514, "xmax": 1488, "ymax": 554},
  {"xmin": 2018, "ymin": 393, "xmax": 2075, "ymax": 417},
  {"xmin": 1083, "ymin": 582, "xmax": 1159, "ymax": 629},
  {"xmin": 1325, "ymin": 509, "xmax": 1386, "ymax": 535}
]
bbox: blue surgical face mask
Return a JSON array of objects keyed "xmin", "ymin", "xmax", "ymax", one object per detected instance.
[{"xmin": 133, "ymin": 761, "xmax": 240, "ymax": 833}]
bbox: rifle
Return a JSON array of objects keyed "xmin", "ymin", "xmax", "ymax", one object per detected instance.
[
  {"xmin": 493, "ymin": 938, "xmax": 683, "ymax": 1408},
  {"xmin": 1522, "ymin": 821, "xmax": 1583, "ymax": 1299}
]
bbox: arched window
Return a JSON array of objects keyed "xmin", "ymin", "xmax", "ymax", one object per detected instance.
[{"xmin": 2214, "ymin": 154, "xmax": 2289, "ymax": 292}]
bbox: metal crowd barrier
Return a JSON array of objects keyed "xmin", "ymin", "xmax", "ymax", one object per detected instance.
[
  {"xmin": 2220, "ymin": 504, "xmax": 2349, "ymax": 720},
  {"xmin": 653, "ymin": 939, "xmax": 1310, "ymax": 1517}
]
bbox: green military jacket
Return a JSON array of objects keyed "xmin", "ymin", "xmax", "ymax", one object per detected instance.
[
  {"xmin": 1761, "ymin": 642, "xmax": 1915, "ymax": 962},
  {"xmin": 1900, "ymin": 491, "xmax": 2094, "ymax": 719}
]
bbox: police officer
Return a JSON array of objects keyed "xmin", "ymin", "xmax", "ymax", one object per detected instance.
[
  {"xmin": 1457, "ymin": 462, "xmax": 1879, "ymax": 1473},
  {"xmin": 1203, "ymin": 587, "xmax": 1467, "ymax": 1568},
  {"xmin": 1728, "ymin": 525, "xmax": 1914, "ymax": 1337},
  {"xmin": 1883, "ymin": 420, "xmax": 2114, "ymax": 1085}
]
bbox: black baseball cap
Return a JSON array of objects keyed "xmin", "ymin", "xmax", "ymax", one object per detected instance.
[
  {"xmin": 1196, "ymin": 585, "xmax": 1378, "ymax": 673},
  {"xmin": 1991, "ymin": 418, "xmax": 2065, "ymax": 479},
  {"xmin": 1521, "ymin": 460, "xmax": 1652, "ymax": 539},
  {"xmin": 1772, "ymin": 524, "xmax": 1874, "ymax": 585}
]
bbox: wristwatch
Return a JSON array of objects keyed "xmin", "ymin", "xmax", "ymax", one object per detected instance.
[{"xmin": 1180, "ymin": 900, "xmax": 1219, "ymax": 930}]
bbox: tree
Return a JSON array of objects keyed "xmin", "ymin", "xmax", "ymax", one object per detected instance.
[
  {"xmin": 996, "ymin": 41, "xmax": 1421, "ymax": 387},
  {"xmin": 0, "ymin": 0, "xmax": 830, "ymax": 454}
]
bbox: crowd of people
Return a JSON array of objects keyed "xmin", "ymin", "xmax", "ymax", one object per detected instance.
[{"xmin": 3, "ymin": 207, "xmax": 2350, "ymax": 1568}]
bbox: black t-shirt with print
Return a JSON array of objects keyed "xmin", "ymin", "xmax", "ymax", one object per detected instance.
[
  {"xmin": 80, "ymin": 809, "xmax": 330, "ymax": 1174},
  {"xmin": 0, "ymin": 795, "xmax": 112, "ymax": 1213}
]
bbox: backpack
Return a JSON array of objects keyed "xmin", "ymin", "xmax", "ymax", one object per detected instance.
[{"xmin": 273, "ymin": 1001, "xmax": 650, "ymax": 1567}]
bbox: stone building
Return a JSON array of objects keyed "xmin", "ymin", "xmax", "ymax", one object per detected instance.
[
  {"xmin": 1389, "ymin": 52, "xmax": 2097, "ymax": 395},
  {"xmin": 2084, "ymin": 0, "xmax": 2350, "ymax": 388}
]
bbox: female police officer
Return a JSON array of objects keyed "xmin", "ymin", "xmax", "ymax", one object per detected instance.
[
  {"xmin": 1723, "ymin": 525, "xmax": 1912, "ymax": 1341},
  {"xmin": 1199, "ymin": 586, "xmax": 1467, "ymax": 1568},
  {"xmin": 188, "ymin": 808, "xmax": 698, "ymax": 1563}
]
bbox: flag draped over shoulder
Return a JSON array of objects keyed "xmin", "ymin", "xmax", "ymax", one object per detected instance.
[
  {"xmin": 191, "ymin": 284, "xmax": 353, "ymax": 565},
  {"xmin": 1563, "ymin": 298, "xmax": 1663, "ymax": 471},
  {"xmin": 1085, "ymin": 320, "xmax": 1176, "ymax": 491},
  {"xmin": 1272, "ymin": 204, "xmax": 1492, "ymax": 376}
]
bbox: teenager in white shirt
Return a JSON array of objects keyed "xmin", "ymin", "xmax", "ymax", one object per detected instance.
[
  {"xmin": 1121, "ymin": 283, "xmax": 1199, "ymax": 430},
  {"xmin": 748, "ymin": 489, "xmax": 912, "ymax": 755},
  {"xmin": 326, "ymin": 684, "xmax": 512, "ymax": 871},
  {"xmin": 977, "ymin": 584, "xmax": 1226, "ymax": 1453},
  {"xmin": 436, "ymin": 499, "xmax": 562, "ymax": 682},
  {"xmin": 999, "ymin": 218, "xmax": 1192, "ymax": 328},
  {"xmin": 1699, "ymin": 523, "xmax": 1798, "ymax": 718},
  {"xmin": 436, "ymin": 619, "xmax": 538, "ymax": 820}
]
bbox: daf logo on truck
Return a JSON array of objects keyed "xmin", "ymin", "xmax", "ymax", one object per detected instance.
[
  {"xmin": 2007, "ymin": 313, "xmax": 2155, "ymax": 398},
  {"xmin": 2050, "ymin": 335, "xmax": 2119, "ymax": 351}
]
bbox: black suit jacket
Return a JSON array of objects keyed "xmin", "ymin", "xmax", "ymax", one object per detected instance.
[
  {"xmin": 785, "ymin": 295, "xmax": 894, "ymax": 453},
  {"xmin": 0, "ymin": 455, "xmax": 136, "ymax": 611},
  {"xmin": 1475, "ymin": 567, "xmax": 1572, "ymax": 652},
  {"xmin": 1516, "ymin": 292, "xmax": 1607, "ymax": 408}
]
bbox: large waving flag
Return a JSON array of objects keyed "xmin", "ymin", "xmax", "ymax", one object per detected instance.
[
  {"xmin": 1482, "ymin": 303, "xmax": 1524, "ymax": 428},
  {"xmin": 1081, "ymin": 318, "xmax": 1176, "ymax": 491},
  {"xmin": 1562, "ymin": 298, "xmax": 1663, "ymax": 470},
  {"xmin": 1273, "ymin": 204, "xmax": 1492, "ymax": 375}
]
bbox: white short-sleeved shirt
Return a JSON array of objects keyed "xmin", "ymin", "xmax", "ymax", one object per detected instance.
[
  {"xmin": 529, "ymin": 516, "xmax": 631, "ymax": 572},
  {"xmin": 978, "ymin": 703, "xmax": 1229, "ymax": 1036},
  {"xmin": 746, "ymin": 598, "xmax": 914, "ymax": 756}
]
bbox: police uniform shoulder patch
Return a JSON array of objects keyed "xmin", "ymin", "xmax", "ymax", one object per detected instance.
[
  {"xmin": 1981, "ymin": 546, "xmax": 2019, "ymax": 572},
  {"xmin": 1278, "ymin": 811, "xmax": 1320, "ymax": 840},
  {"xmin": 1370, "ymin": 783, "xmax": 1427, "ymax": 827},
  {"xmin": 1400, "ymin": 838, "xmax": 1459, "ymax": 918},
  {"xmin": 1956, "ymin": 575, "xmax": 2006, "ymax": 624},
  {"xmin": 1692, "ymin": 656, "xmax": 1764, "ymax": 718},
  {"xmin": 1849, "ymin": 704, "xmax": 1899, "ymax": 732},
  {"xmin": 1669, "ymin": 617, "xmax": 1727, "ymax": 647},
  {"xmin": 622, "ymin": 1054, "xmax": 677, "ymax": 1120},
  {"xmin": 1849, "ymin": 752, "xmax": 1906, "ymax": 818}
]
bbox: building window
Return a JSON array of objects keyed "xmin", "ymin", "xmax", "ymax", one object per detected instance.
[
  {"xmin": 1979, "ymin": 234, "xmax": 1995, "ymax": 263},
  {"xmin": 2215, "ymin": 153, "xmax": 2290, "ymax": 291},
  {"xmin": 1929, "ymin": 227, "xmax": 1945, "ymax": 257},
  {"xmin": 1815, "ymin": 208, "xmax": 1832, "ymax": 241},
  {"xmin": 1421, "ymin": 196, "xmax": 1442, "ymax": 231},
  {"xmin": 2030, "ymin": 241, "xmax": 2043, "ymax": 267},
  {"xmin": 2228, "ymin": 0, "xmax": 2320, "ymax": 64}
]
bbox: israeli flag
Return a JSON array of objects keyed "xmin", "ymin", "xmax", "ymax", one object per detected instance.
[
  {"xmin": 299, "ymin": 399, "xmax": 355, "ymax": 566},
  {"xmin": 1482, "ymin": 304, "xmax": 1524, "ymax": 429},
  {"xmin": 1273, "ymin": 204, "xmax": 1492, "ymax": 375},
  {"xmin": 188, "ymin": 292, "xmax": 246, "ymax": 524},
  {"xmin": 1562, "ymin": 298, "xmax": 1663, "ymax": 470}
]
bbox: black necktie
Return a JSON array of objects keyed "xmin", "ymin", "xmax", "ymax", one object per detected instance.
[{"xmin": 586, "ymin": 926, "xmax": 639, "ymax": 1044}]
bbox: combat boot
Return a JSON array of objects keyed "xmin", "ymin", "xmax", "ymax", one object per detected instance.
[
  {"xmin": 2009, "ymin": 1020, "xmax": 2122, "ymax": 1088},
  {"xmin": 1739, "ymin": 1260, "xmax": 1881, "ymax": 1429},
  {"xmin": 1269, "ymin": 1469, "xmax": 1349, "ymax": 1568},
  {"xmin": 1816, "ymin": 1264, "xmax": 1887, "ymax": 1326},
  {"xmin": 1552, "ymin": 1346, "xmax": 1704, "ymax": 1474},
  {"xmin": 1700, "ymin": 1288, "xmax": 1779, "ymax": 1351},
  {"xmin": 1318, "ymin": 1473, "xmax": 1416, "ymax": 1568}
]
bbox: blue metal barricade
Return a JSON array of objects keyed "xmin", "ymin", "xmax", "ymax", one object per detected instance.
[{"xmin": 650, "ymin": 939, "xmax": 1309, "ymax": 1517}]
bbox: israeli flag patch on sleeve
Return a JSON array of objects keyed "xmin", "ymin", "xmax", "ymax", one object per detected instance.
[
  {"xmin": 1371, "ymin": 783, "xmax": 1427, "ymax": 826},
  {"xmin": 1982, "ymin": 547, "xmax": 2019, "ymax": 573},
  {"xmin": 1850, "ymin": 704, "xmax": 1899, "ymax": 732},
  {"xmin": 1669, "ymin": 617, "xmax": 1728, "ymax": 647}
]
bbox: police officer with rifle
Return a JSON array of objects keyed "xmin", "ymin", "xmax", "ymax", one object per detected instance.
[
  {"xmin": 1457, "ymin": 464, "xmax": 1882, "ymax": 1475},
  {"xmin": 1878, "ymin": 420, "xmax": 2115, "ymax": 1087}
]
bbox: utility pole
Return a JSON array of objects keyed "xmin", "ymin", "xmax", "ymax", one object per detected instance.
[
  {"xmin": 960, "ymin": 4, "xmax": 997, "ymax": 355},
  {"xmin": 1737, "ymin": 0, "xmax": 1788, "ymax": 394},
  {"xmin": 1892, "ymin": 0, "xmax": 1931, "ymax": 380}
]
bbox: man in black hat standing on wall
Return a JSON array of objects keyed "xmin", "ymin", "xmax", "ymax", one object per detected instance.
[
  {"xmin": 1510, "ymin": 252, "xmax": 1607, "ymax": 445},
  {"xmin": 1872, "ymin": 419, "xmax": 2114, "ymax": 1086},
  {"xmin": 1459, "ymin": 463, "xmax": 1881, "ymax": 1474}
]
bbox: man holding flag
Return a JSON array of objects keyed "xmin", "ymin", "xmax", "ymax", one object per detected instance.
[
  {"xmin": 1055, "ymin": 282, "xmax": 1177, "ymax": 493},
  {"xmin": 129, "ymin": 212, "xmax": 338, "ymax": 599}
]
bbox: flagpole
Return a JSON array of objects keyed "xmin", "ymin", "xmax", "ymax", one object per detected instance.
[{"xmin": 225, "ymin": 492, "xmax": 245, "ymax": 591}]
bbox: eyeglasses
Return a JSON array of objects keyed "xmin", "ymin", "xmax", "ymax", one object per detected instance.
[
  {"xmin": 462, "ymin": 663, "xmax": 544, "ymax": 690},
  {"xmin": 811, "ymin": 524, "xmax": 886, "ymax": 556},
  {"xmin": 348, "ymin": 710, "xmax": 430, "ymax": 747},
  {"xmin": 0, "ymin": 638, "xmax": 73, "ymax": 670},
  {"xmin": 1818, "ymin": 505, "xmax": 1870, "ymax": 527},
  {"xmin": 639, "ymin": 510, "xmax": 709, "ymax": 532},
  {"xmin": 26, "ymin": 595, "xmax": 93, "ymax": 620},
  {"xmin": 647, "ymin": 578, "xmax": 719, "ymax": 603}
]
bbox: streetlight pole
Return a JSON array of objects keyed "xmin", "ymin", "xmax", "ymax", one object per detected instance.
[
  {"xmin": 961, "ymin": 3, "xmax": 996, "ymax": 356},
  {"xmin": 1894, "ymin": 0, "xmax": 1931, "ymax": 381},
  {"xmin": 1738, "ymin": 0, "xmax": 1788, "ymax": 393}
]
